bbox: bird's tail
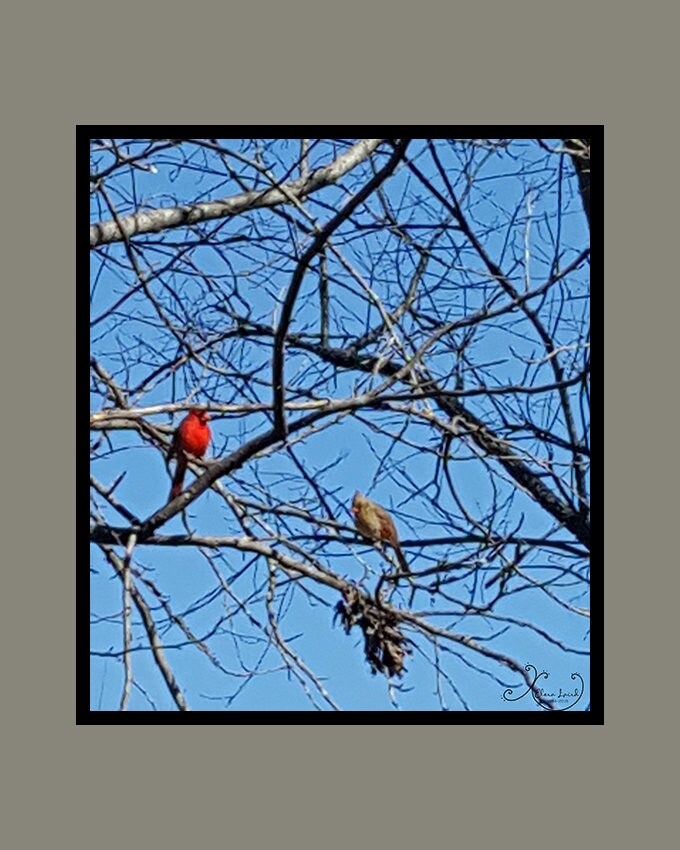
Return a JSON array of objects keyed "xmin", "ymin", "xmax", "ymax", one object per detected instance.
[
  {"xmin": 394, "ymin": 544, "xmax": 411, "ymax": 575},
  {"xmin": 169, "ymin": 455, "xmax": 187, "ymax": 500}
]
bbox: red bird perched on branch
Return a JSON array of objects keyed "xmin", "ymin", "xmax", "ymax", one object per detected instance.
[
  {"xmin": 168, "ymin": 409, "xmax": 211, "ymax": 500},
  {"xmin": 351, "ymin": 491, "xmax": 411, "ymax": 574}
]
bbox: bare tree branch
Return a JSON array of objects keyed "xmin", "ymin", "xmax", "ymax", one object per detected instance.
[
  {"xmin": 90, "ymin": 138, "xmax": 385, "ymax": 247},
  {"xmin": 90, "ymin": 137, "xmax": 591, "ymax": 711}
]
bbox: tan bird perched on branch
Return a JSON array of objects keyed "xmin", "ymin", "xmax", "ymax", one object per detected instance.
[{"xmin": 351, "ymin": 491, "xmax": 411, "ymax": 575}]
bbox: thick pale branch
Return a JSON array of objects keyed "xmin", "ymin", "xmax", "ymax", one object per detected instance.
[{"xmin": 90, "ymin": 138, "xmax": 385, "ymax": 247}]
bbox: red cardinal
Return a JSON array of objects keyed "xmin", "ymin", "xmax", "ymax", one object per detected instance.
[
  {"xmin": 351, "ymin": 491, "xmax": 410, "ymax": 574},
  {"xmin": 168, "ymin": 409, "xmax": 211, "ymax": 500}
]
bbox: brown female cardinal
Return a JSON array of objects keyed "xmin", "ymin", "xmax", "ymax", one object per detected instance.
[
  {"xmin": 167, "ymin": 408, "xmax": 211, "ymax": 500},
  {"xmin": 351, "ymin": 491, "xmax": 410, "ymax": 574}
]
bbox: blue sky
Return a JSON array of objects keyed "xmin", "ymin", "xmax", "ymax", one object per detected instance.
[{"xmin": 90, "ymin": 138, "xmax": 590, "ymax": 712}]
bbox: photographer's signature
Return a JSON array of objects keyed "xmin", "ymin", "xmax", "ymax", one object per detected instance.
[{"xmin": 503, "ymin": 665, "xmax": 585, "ymax": 710}]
